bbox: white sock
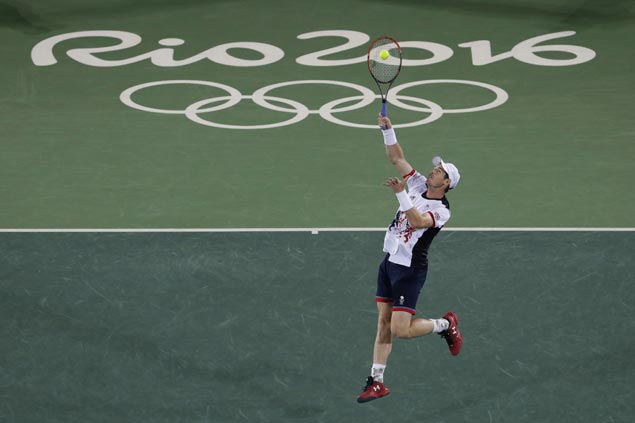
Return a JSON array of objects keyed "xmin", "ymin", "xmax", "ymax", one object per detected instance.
[
  {"xmin": 371, "ymin": 363, "xmax": 386, "ymax": 382},
  {"xmin": 432, "ymin": 318, "xmax": 449, "ymax": 333}
]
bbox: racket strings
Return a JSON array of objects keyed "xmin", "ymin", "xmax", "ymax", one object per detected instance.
[{"xmin": 369, "ymin": 40, "xmax": 401, "ymax": 84}]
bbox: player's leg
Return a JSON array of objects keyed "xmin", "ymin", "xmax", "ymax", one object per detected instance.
[
  {"xmin": 372, "ymin": 301, "xmax": 393, "ymax": 374},
  {"xmin": 390, "ymin": 310, "xmax": 434, "ymax": 338},
  {"xmin": 372, "ymin": 254, "xmax": 394, "ymax": 373},
  {"xmin": 358, "ymin": 301, "xmax": 393, "ymax": 403},
  {"xmin": 390, "ymin": 311, "xmax": 462, "ymax": 354},
  {"xmin": 388, "ymin": 261, "xmax": 430, "ymax": 338},
  {"xmin": 389, "ymin": 263, "xmax": 462, "ymax": 352},
  {"xmin": 357, "ymin": 257, "xmax": 393, "ymax": 403}
]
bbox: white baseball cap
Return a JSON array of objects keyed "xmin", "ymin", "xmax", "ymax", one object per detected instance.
[{"xmin": 432, "ymin": 156, "xmax": 460, "ymax": 189}]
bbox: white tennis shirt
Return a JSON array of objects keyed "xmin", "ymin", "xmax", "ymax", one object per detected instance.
[{"xmin": 383, "ymin": 170, "xmax": 451, "ymax": 268}]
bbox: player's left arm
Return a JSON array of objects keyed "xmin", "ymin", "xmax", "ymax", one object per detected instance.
[{"xmin": 383, "ymin": 177, "xmax": 434, "ymax": 229}]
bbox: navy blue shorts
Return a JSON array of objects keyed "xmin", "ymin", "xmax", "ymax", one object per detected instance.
[{"xmin": 375, "ymin": 254, "xmax": 428, "ymax": 315}]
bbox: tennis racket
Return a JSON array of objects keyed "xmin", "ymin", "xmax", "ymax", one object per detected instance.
[{"xmin": 367, "ymin": 36, "xmax": 402, "ymax": 119}]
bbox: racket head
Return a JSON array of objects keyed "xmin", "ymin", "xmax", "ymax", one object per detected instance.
[{"xmin": 367, "ymin": 36, "xmax": 402, "ymax": 84}]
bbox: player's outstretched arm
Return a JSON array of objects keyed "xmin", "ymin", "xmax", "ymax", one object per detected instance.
[
  {"xmin": 378, "ymin": 114, "xmax": 413, "ymax": 178},
  {"xmin": 383, "ymin": 177, "xmax": 434, "ymax": 229}
]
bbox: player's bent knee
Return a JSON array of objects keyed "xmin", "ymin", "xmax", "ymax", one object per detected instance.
[
  {"xmin": 390, "ymin": 323, "xmax": 412, "ymax": 339},
  {"xmin": 390, "ymin": 311, "xmax": 414, "ymax": 338}
]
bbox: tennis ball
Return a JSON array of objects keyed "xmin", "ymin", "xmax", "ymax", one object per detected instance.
[{"xmin": 379, "ymin": 50, "xmax": 390, "ymax": 60}]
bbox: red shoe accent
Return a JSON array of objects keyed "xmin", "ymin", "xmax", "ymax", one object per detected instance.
[
  {"xmin": 441, "ymin": 311, "xmax": 462, "ymax": 356},
  {"xmin": 357, "ymin": 376, "xmax": 390, "ymax": 403}
]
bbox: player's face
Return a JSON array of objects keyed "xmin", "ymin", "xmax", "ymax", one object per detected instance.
[{"xmin": 427, "ymin": 165, "xmax": 450, "ymax": 189}]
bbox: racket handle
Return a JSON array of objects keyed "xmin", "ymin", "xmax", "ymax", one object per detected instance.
[{"xmin": 381, "ymin": 100, "xmax": 387, "ymax": 117}]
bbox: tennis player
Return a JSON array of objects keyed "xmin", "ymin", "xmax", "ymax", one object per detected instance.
[{"xmin": 357, "ymin": 114, "xmax": 463, "ymax": 403}]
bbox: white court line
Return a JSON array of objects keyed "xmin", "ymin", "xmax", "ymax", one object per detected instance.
[{"xmin": 0, "ymin": 227, "xmax": 633, "ymax": 233}]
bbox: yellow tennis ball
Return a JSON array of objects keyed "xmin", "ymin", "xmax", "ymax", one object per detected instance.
[{"xmin": 379, "ymin": 49, "xmax": 390, "ymax": 60}]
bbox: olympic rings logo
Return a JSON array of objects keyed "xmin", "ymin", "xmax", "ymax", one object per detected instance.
[{"xmin": 119, "ymin": 79, "xmax": 509, "ymax": 130}]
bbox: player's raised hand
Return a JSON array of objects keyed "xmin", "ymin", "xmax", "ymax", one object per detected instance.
[
  {"xmin": 378, "ymin": 113, "xmax": 392, "ymax": 129},
  {"xmin": 383, "ymin": 177, "xmax": 406, "ymax": 193}
]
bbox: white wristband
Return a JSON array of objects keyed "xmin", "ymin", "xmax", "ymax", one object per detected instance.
[
  {"xmin": 395, "ymin": 191, "xmax": 413, "ymax": 211},
  {"xmin": 382, "ymin": 128, "xmax": 397, "ymax": 145}
]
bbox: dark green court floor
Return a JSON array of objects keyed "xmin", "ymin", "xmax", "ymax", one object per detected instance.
[
  {"xmin": 1, "ymin": 0, "xmax": 634, "ymax": 228},
  {"xmin": 1, "ymin": 231, "xmax": 633, "ymax": 422}
]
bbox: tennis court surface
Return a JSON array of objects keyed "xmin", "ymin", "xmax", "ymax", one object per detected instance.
[{"xmin": 1, "ymin": 0, "xmax": 634, "ymax": 422}]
